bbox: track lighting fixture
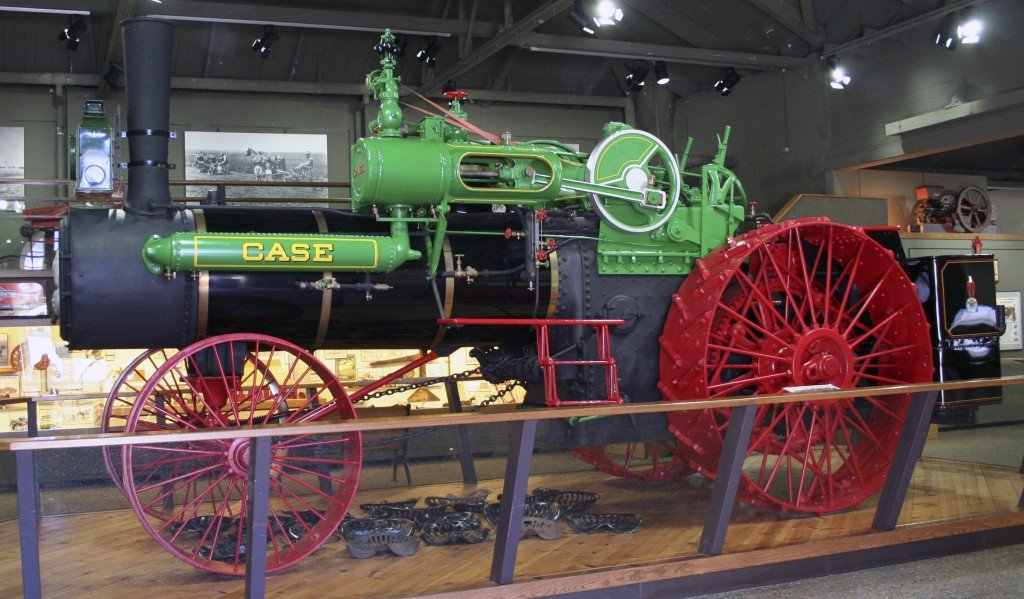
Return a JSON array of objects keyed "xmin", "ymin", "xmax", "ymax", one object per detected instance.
[
  {"xmin": 416, "ymin": 37, "xmax": 442, "ymax": 68},
  {"xmin": 58, "ymin": 17, "xmax": 88, "ymax": 51},
  {"xmin": 935, "ymin": 14, "xmax": 959, "ymax": 50},
  {"xmin": 625, "ymin": 62, "xmax": 649, "ymax": 91},
  {"xmin": 592, "ymin": 0, "xmax": 623, "ymax": 28},
  {"xmin": 568, "ymin": 1, "xmax": 596, "ymax": 36},
  {"xmin": 251, "ymin": 25, "xmax": 279, "ymax": 58},
  {"xmin": 935, "ymin": 9, "xmax": 983, "ymax": 51},
  {"xmin": 654, "ymin": 61, "xmax": 670, "ymax": 85},
  {"xmin": 956, "ymin": 9, "xmax": 983, "ymax": 45},
  {"xmin": 713, "ymin": 69, "xmax": 742, "ymax": 96},
  {"xmin": 827, "ymin": 57, "xmax": 851, "ymax": 90}
]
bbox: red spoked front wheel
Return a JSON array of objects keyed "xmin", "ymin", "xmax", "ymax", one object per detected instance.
[
  {"xmin": 659, "ymin": 218, "xmax": 933, "ymax": 513},
  {"xmin": 572, "ymin": 440, "xmax": 693, "ymax": 482},
  {"xmin": 102, "ymin": 348, "xmax": 176, "ymax": 495},
  {"xmin": 122, "ymin": 334, "xmax": 361, "ymax": 574}
]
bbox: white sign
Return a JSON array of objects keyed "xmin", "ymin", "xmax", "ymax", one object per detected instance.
[{"xmin": 996, "ymin": 291, "xmax": 1021, "ymax": 351}]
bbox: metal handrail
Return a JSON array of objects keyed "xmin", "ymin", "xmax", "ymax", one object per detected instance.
[{"xmin": 2, "ymin": 375, "xmax": 1022, "ymax": 452}]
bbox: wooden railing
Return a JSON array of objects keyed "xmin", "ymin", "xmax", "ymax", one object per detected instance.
[{"xmin": 3, "ymin": 375, "xmax": 1023, "ymax": 599}]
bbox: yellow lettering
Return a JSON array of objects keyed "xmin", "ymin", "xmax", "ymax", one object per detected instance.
[
  {"xmin": 242, "ymin": 243, "xmax": 264, "ymax": 261},
  {"xmin": 265, "ymin": 243, "xmax": 290, "ymax": 262},
  {"xmin": 291, "ymin": 243, "xmax": 310, "ymax": 262},
  {"xmin": 313, "ymin": 243, "xmax": 333, "ymax": 262}
]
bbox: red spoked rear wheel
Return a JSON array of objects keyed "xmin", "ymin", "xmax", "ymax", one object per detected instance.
[
  {"xmin": 122, "ymin": 334, "xmax": 360, "ymax": 574},
  {"xmin": 659, "ymin": 218, "xmax": 932, "ymax": 513},
  {"xmin": 572, "ymin": 440, "xmax": 693, "ymax": 482}
]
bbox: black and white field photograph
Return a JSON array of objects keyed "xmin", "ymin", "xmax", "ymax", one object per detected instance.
[
  {"xmin": 0, "ymin": 127, "xmax": 24, "ymax": 199},
  {"xmin": 184, "ymin": 131, "xmax": 328, "ymax": 199}
]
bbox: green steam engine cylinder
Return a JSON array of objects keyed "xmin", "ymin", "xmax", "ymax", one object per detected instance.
[{"xmin": 350, "ymin": 137, "xmax": 582, "ymax": 210}]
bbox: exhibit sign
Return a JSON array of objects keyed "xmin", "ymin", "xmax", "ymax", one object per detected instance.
[
  {"xmin": 996, "ymin": 291, "xmax": 1021, "ymax": 351},
  {"xmin": 184, "ymin": 131, "xmax": 328, "ymax": 199},
  {"xmin": 0, "ymin": 126, "xmax": 25, "ymax": 201}
]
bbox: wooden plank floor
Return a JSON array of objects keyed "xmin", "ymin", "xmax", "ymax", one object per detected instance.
[{"xmin": 0, "ymin": 457, "xmax": 1020, "ymax": 599}]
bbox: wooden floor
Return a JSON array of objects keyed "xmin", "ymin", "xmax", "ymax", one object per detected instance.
[{"xmin": 1, "ymin": 457, "xmax": 1021, "ymax": 599}]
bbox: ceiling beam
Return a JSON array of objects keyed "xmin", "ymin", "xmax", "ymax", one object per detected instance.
[
  {"xmin": 0, "ymin": 71, "xmax": 629, "ymax": 111},
  {"xmin": 0, "ymin": 72, "xmax": 100, "ymax": 86},
  {"xmin": 488, "ymin": 47, "xmax": 521, "ymax": 90},
  {"xmin": 0, "ymin": 1, "xmax": 104, "ymax": 14},
  {"xmin": 745, "ymin": 0, "xmax": 822, "ymax": 49},
  {"xmin": 421, "ymin": 0, "xmax": 573, "ymax": 94},
  {"xmin": 95, "ymin": 0, "xmax": 134, "ymax": 98},
  {"xmin": 520, "ymin": 33, "xmax": 809, "ymax": 70},
  {"xmin": 798, "ymin": 0, "xmax": 815, "ymax": 30},
  {"xmin": 621, "ymin": 0, "xmax": 728, "ymax": 49},
  {"xmin": 141, "ymin": 0, "xmax": 500, "ymax": 38}
]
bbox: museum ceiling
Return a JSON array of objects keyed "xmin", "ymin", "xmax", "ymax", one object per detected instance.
[
  {"xmin": 0, "ymin": 0, "xmax": 978, "ymax": 100},
  {"xmin": 1, "ymin": 0, "xmax": 1014, "ymax": 184}
]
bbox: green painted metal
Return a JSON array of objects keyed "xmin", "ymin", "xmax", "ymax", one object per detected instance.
[
  {"xmin": 141, "ymin": 216, "xmax": 421, "ymax": 275},
  {"xmin": 594, "ymin": 126, "xmax": 746, "ymax": 275},
  {"xmin": 140, "ymin": 29, "xmax": 748, "ymax": 280}
]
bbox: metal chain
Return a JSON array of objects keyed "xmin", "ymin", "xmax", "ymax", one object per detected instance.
[
  {"xmin": 353, "ymin": 366, "xmax": 482, "ymax": 403},
  {"xmin": 355, "ymin": 369, "xmax": 524, "ymax": 446},
  {"xmin": 468, "ymin": 379, "xmax": 523, "ymax": 412}
]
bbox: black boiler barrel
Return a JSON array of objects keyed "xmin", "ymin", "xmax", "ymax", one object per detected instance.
[{"xmin": 58, "ymin": 207, "xmax": 554, "ymax": 350}]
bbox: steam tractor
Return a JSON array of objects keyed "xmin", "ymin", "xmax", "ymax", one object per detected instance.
[{"xmin": 57, "ymin": 20, "xmax": 945, "ymax": 575}]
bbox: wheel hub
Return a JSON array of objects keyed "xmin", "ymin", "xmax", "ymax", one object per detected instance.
[
  {"xmin": 792, "ymin": 328, "xmax": 854, "ymax": 389},
  {"xmin": 226, "ymin": 438, "xmax": 251, "ymax": 477}
]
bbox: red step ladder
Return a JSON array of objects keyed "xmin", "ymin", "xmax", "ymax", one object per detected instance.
[{"xmin": 437, "ymin": 318, "xmax": 625, "ymax": 407}]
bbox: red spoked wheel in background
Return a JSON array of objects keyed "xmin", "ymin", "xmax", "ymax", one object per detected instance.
[
  {"xmin": 102, "ymin": 348, "xmax": 176, "ymax": 495},
  {"xmin": 122, "ymin": 334, "xmax": 360, "ymax": 575},
  {"xmin": 658, "ymin": 218, "xmax": 933, "ymax": 514},
  {"xmin": 572, "ymin": 440, "xmax": 693, "ymax": 482}
]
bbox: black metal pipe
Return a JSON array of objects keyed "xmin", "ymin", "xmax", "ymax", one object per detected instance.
[{"xmin": 122, "ymin": 18, "xmax": 174, "ymax": 214}]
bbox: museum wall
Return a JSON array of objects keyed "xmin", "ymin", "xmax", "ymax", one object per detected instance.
[{"xmin": 670, "ymin": 65, "xmax": 830, "ymax": 215}]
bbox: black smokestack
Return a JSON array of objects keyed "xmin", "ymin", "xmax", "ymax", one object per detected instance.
[{"xmin": 122, "ymin": 18, "xmax": 174, "ymax": 214}]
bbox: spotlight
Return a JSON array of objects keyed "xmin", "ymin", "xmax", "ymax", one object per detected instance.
[
  {"xmin": 713, "ymin": 69, "xmax": 742, "ymax": 96},
  {"xmin": 568, "ymin": 1, "xmax": 596, "ymax": 36},
  {"xmin": 251, "ymin": 25, "xmax": 279, "ymax": 58},
  {"xmin": 592, "ymin": 0, "xmax": 623, "ymax": 28},
  {"xmin": 654, "ymin": 61, "xmax": 670, "ymax": 85},
  {"xmin": 625, "ymin": 62, "xmax": 649, "ymax": 91},
  {"xmin": 416, "ymin": 37, "xmax": 442, "ymax": 68},
  {"xmin": 827, "ymin": 57, "xmax": 851, "ymax": 90},
  {"xmin": 58, "ymin": 17, "xmax": 88, "ymax": 51},
  {"xmin": 957, "ymin": 9, "xmax": 983, "ymax": 44},
  {"xmin": 935, "ymin": 14, "xmax": 959, "ymax": 50}
]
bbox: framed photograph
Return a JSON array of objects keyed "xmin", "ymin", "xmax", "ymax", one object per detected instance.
[
  {"xmin": 996, "ymin": 291, "xmax": 1022, "ymax": 351},
  {"xmin": 0, "ymin": 333, "xmax": 12, "ymax": 373},
  {"xmin": 184, "ymin": 131, "xmax": 328, "ymax": 199},
  {"xmin": 0, "ymin": 126, "xmax": 25, "ymax": 199}
]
